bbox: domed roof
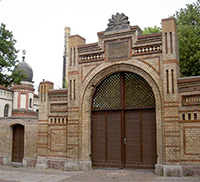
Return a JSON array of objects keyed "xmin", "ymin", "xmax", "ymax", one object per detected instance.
[{"xmin": 14, "ymin": 59, "xmax": 33, "ymax": 82}]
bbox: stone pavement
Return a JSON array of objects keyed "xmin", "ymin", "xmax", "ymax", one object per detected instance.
[{"xmin": 0, "ymin": 165, "xmax": 199, "ymax": 182}]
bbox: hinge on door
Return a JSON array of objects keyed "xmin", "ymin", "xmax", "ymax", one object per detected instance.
[{"xmin": 124, "ymin": 138, "xmax": 127, "ymax": 145}]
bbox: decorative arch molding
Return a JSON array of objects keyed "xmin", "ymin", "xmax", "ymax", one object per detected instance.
[
  {"xmin": 80, "ymin": 59, "xmax": 161, "ymax": 100},
  {"xmin": 9, "ymin": 122, "xmax": 26, "ymax": 128},
  {"xmin": 79, "ymin": 61, "xmax": 164, "ymax": 166}
]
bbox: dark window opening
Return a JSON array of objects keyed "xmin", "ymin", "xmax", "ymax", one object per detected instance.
[
  {"xmin": 4, "ymin": 104, "xmax": 9, "ymax": 117},
  {"xmin": 194, "ymin": 113, "xmax": 197, "ymax": 120},
  {"xmin": 182, "ymin": 114, "xmax": 185, "ymax": 120},
  {"xmin": 188, "ymin": 113, "xmax": 191, "ymax": 120},
  {"xmin": 29, "ymin": 98, "xmax": 32, "ymax": 108}
]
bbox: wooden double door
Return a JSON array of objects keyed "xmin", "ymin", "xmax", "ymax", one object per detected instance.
[
  {"xmin": 91, "ymin": 72, "xmax": 157, "ymax": 169},
  {"xmin": 92, "ymin": 109, "xmax": 156, "ymax": 169}
]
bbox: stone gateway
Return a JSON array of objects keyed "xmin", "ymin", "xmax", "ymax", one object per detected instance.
[{"xmin": 0, "ymin": 13, "xmax": 200, "ymax": 177}]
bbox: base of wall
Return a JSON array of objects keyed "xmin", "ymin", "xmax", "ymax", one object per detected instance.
[
  {"xmin": 1, "ymin": 158, "xmax": 199, "ymax": 176},
  {"xmin": 35, "ymin": 157, "xmax": 48, "ymax": 170},
  {"xmin": 10, "ymin": 162, "xmax": 22, "ymax": 167},
  {"xmin": 64, "ymin": 161, "xmax": 92, "ymax": 171},
  {"xmin": 155, "ymin": 164, "xmax": 164, "ymax": 176},
  {"xmin": 183, "ymin": 165, "xmax": 200, "ymax": 177},
  {"xmin": 3, "ymin": 156, "xmax": 8, "ymax": 165},
  {"xmin": 65, "ymin": 161, "xmax": 80, "ymax": 171},
  {"xmin": 35, "ymin": 158, "xmax": 92, "ymax": 171},
  {"xmin": 23, "ymin": 157, "xmax": 37, "ymax": 168},
  {"xmin": 0, "ymin": 155, "xmax": 9, "ymax": 165},
  {"xmin": 163, "ymin": 165, "xmax": 183, "ymax": 177},
  {"xmin": 79, "ymin": 161, "xmax": 92, "ymax": 171},
  {"xmin": 155, "ymin": 164, "xmax": 200, "ymax": 177}
]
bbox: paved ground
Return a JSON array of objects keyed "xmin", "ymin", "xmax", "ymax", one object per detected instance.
[{"xmin": 0, "ymin": 165, "xmax": 199, "ymax": 182}]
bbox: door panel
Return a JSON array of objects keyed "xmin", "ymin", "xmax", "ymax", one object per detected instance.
[
  {"xmin": 125, "ymin": 111, "xmax": 141, "ymax": 164},
  {"xmin": 107, "ymin": 112, "xmax": 121, "ymax": 164},
  {"xmin": 12, "ymin": 125, "xmax": 24, "ymax": 162},
  {"xmin": 92, "ymin": 113, "xmax": 106, "ymax": 163},
  {"xmin": 124, "ymin": 110, "xmax": 156, "ymax": 168},
  {"xmin": 142, "ymin": 110, "xmax": 157, "ymax": 165},
  {"xmin": 92, "ymin": 111, "xmax": 122, "ymax": 167}
]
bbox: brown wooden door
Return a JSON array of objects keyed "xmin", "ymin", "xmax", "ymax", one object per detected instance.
[
  {"xmin": 92, "ymin": 111, "xmax": 122, "ymax": 168},
  {"xmin": 91, "ymin": 72, "xmax": 156, "ymax": 169},
  {"xmin": 92, "ymin": 109, "xmax": 156, "ymax": 169},
  {"xmin": 124, "ymin": 109, "xmax": 156, "ymax": 169},
  {"xmin": 125, "ymin": 111, "xmax": 141, "ymax": 167},
  {"xmin": 12, "ymin": 125, "xmax": 24, "ymax": 162}
]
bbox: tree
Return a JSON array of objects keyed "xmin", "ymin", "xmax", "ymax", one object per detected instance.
[
  {"xmin": 142, "ymin": 25, "xmax": 162, "ymax": 35},
  {"xmin": 0, "ymin": 23, "xmax": 27, "ymax": 86},
  {"xmin": 174, "ymin": 0, "xmax": 200, "ymax": 77}
]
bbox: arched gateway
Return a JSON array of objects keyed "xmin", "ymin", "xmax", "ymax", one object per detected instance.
[
  {"xmin": 91, "ymin": 72, "xmax": 156, "ymax": 169},
  {"xmin": 1, "ymin": 12, "xmax": 199, "ymax": 177},
  {"xmin": 36, "ymin": 14, "xmax": 196, "ymax": 176}
]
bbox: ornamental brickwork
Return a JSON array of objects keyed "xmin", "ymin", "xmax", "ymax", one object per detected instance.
[
  {"xmin": 60, "ymin": 14, "xmax": 199, "ymax": 175},
  {"xmin": 35, "ymin": 15, "xmax": 200, "ymax": 175},
  {"xmin": 0, "ymin": 13, "xmax": 199, "ymax": 177}
]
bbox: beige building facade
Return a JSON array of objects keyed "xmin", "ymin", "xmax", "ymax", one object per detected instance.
[
  {"xmin": 36, "ymin": 14, "xmax": 200, "ymax": 176},
  {"xmin": 0, "ymin": 57, "xmax": 39, "ymax": 167},
  {"xmin": 0, "ymin": 13, "xmax": 200, "ymax": 176}
]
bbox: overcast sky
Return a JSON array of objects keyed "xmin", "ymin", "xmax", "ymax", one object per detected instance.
[{"xmin": 0, "ymin": 0, "xmax": 195, "ymax": 92}]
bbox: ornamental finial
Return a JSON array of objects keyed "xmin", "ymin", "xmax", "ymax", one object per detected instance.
[
  {"xmin": 105, "ymin": 13, "xmax": 130, "ymax": 33},
  {"xmin": 22, "ymin": 50, "xmax": 26, "ymax": 62}
]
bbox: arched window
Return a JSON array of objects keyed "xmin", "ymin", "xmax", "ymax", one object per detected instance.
[
  {"xmin": 4, "ymin": 104, "xmax": 9, "ymax": 117},
  {"xmin": 29, "ymin": 98, "xmax": 32, "ymax": 108},
  {"xmin": 36, "ymin": 109, "xmax": 39, "ymax": 116}
]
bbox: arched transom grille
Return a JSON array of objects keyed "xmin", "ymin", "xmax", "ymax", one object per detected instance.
[{"xmin": 92, "ymin": 72, "xmax": 155, "ymax": 109}]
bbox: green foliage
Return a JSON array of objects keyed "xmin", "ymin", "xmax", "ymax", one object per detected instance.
[
  {"xmin": 0, "ymin": 23, "xmax": 27, "ymax": 86},
  {"xmin": 62, "ymin": 76, "xmax": 68, "ymax": 88},
  {"xmin": 174, "ymin": 0, "xmax": 200, "ymax": 77},
  {"xmin": 142, "ymin": 25, "xmax": 162, "ymax": 35}
]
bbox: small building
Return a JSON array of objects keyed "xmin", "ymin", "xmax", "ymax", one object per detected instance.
[{"xmin": 0, "ymin": 56, "xmax": 39, "ymax": 166}]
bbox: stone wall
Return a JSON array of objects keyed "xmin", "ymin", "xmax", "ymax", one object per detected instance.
[
  {"xmin": 0, "ymin": 117, "xmax": 38, "ymax": 167},
  {"xmin": 177, "ymin": 77, "xmax": 200, "ymax": 176},
  {"xmin": 66, "ymin": 16, "xmax": 200, "ymax": 176},
  {"xmin": 47, "ymin": 89, "xmax": 68, "ymax": 168},
  {"xmin": 36, "ymin": 84, "xmax": 68, "ymax": 170},
  {"xmin": 33, "ymin": 14, "xmax": 200, "ymax": 176}
]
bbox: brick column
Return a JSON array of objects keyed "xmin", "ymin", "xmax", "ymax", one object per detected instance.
[
  {"xmin": 162, "ymin": 17, "xmax": 182, "ymax": 175},
  {"xmin": 66, "ymin": 35, "xmax": 86, "ymax": 165},
  {"xmin": 36, "ymin": 81, "xmax": 53, "ymax": 169}
]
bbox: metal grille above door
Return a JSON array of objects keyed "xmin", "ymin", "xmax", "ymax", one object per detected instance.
[
  {"xmin": 92, "ymin": 72, "xmax": 155, "ymax": 110},
  {"xmin": 91, "ymin": 72, "xmax": 156, "ymax": 169},
  {"xmin": 92, "ymin": 73, "xmax": 121, "ymax": 109},
  {"xmin": 125, "ymin": 72, "xmax": 155, "ymax": 108}
]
